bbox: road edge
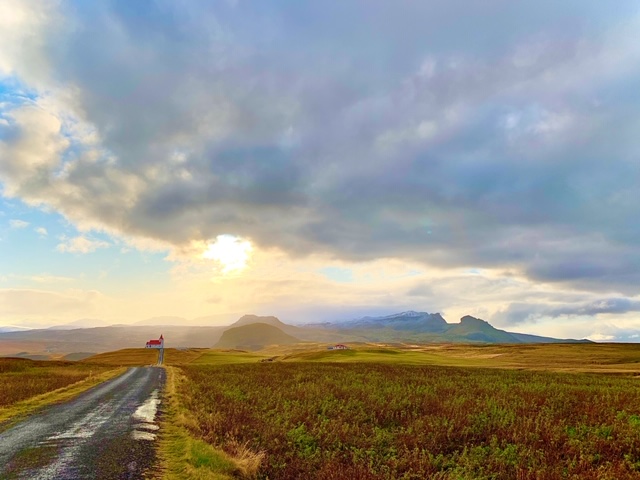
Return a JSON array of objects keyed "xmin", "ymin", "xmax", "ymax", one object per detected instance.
[
  {"xmin": 0, "ymin": 367, "xmax": 127, "ymax": 431},
  {"xmin": 154, "ymin": 365, "xmax": 243, "ymax": 480}
]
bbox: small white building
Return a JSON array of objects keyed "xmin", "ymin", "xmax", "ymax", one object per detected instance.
[{"xmin": 145, "ymin": 334, "xmax": 164, "ymax": 349}]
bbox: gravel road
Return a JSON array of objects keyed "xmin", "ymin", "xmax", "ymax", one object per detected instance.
[{"xmin": 0, "ymin": 366, "xmax": 166, "ymax": 479}]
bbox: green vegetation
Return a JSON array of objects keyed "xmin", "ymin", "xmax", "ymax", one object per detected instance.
[
  {"xmin": 279, "ymin": 347, "xmax": 485, "ymax": 366},
  {"xmin": 163, "ymin": 348, "xmax": 210, "ymax": 366},
  {"xmin": 412, "ymin": 343, "xmax": 640, "ymax": 372},
  {"xmin": 170, "ymin": 349, "xmax": 640, "ymax": 479},
  {"xmin": 61, "ymin": 352, "xmax": 96, "ymax": 361},
  {"xmin": 189, "ymin": 350, "xmax": 267, "ymax": 365},
  {"xmin": 274, "ymin": 343, "xmax": 640, "ymax": 373},
  {"xmin": 0, "ymin": 358, "xmax": 123, "ymax": 426},
  {"xmin": 146, "ymin": 342, "xmax": 640, "ymax": 373}
]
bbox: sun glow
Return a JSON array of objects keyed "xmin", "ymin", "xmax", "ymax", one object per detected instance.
[{"xmin": 203, "ymin": 235, "xmax": 253, "ymax": 273}]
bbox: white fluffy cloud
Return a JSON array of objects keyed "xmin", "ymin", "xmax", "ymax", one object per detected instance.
[
  {"xmin": 56, "ymin": 235, "xmax": 110, "ymax": 254},
  {"xmin": 9, "ymin": 219, "xmax": 29, "ymax": 229}
]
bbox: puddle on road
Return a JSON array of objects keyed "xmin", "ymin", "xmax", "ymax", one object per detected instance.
[
  {"xmin": 131, "ymin": 430, "xmax": 157, "ymax": 441},
  {"xmin": 133, "ymin": 423, "xmax": 160, "ymax": 431},
  {"xmin": 131, "ymin": 389, "xmax": 160, "ymax": 441}
]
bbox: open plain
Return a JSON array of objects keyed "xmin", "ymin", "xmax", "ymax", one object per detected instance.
[
  {"xmin": 158, "ymin": 342, "xmax": 640, "ymax": 479},
  {"xmin": 2, "ymin": 343, "xmax": 640, "ymax": 479}
]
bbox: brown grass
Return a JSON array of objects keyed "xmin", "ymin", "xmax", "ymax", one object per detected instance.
[
  {"xmin": 156, "ymin": 366, "xmax": 263, "ymax": 480},
  {"xmin": 0, "ymin": 358, "xmax": 124, "ymax": 427},
  {"xmin": 263, "ymin": 342, "xmax": 640, "ymax": 373},
  {"xmin": 176, "ymin": 362, "xmax": 640, "ymax": 479},
  {"xmin": 0, "ymin": 358, "xmax": 115, "ymax": 407},
  {"xmin": 84, "ymin": 348, "xmax": 210, "ymax": 366},
  {"xmin": 163, "ymin": 348, "xmax": 209, "ymax": 365},
  {"xmin": 81, "ymin": 348, "xmax": 161, "ymax": 365},
  {"xmin": 224, "ymin": 439, "xmax": 265, "ymax": 479},
  {"xmin": 414, "ymin": 342, "xmax": 640, "ymax": 371}
]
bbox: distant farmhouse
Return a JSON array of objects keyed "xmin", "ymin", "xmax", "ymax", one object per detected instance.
[
  {"xmin": 145, "ymin": 334, "xmax": 164, "ymax": 349},
  {"xmin": 327, "ymin": 344, "xmax": 349, "ymax": 350}
]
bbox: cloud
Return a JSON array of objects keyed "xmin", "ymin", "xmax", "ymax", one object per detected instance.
[
  {"xmin": 28, "ymin": 274, "xmax": 74, "ymax": 284},
  {"xmin": 0, "ymin": 0, "xmax": 56, "ymax": 80},
  {"xmin": 493, "ymin": 297, "xmax": 640, "ymax": 326},
  {"xmin": 0, "ymin": 0, "xmax": 640, "ymax": 298},
  {"xmin": 9, "ymin": 219, "xmax": 29, "ymax": 229},
  {"xmin": 35, "ymin": 226, "xmax": 47, "ymax": 236},
  {"xmin": 0, "ymin": 288, "xmax": 102, "ymax": 317},
  {"xmin": 56, "ymin": 235, "xmax": 110, "ymax": 254}
]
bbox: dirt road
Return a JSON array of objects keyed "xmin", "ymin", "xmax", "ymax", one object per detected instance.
[{"xmin": 0, "ymin": 367, "xmax": 166, "ymax": 479}]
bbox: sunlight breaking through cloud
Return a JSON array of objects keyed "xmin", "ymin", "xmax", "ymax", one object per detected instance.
[{"xmin": 203, "ymin": 235, "xmax": 253, "ymax": 274}]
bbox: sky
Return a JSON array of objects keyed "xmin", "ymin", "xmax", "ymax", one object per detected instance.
[{"xmin": 1, "ymin": 1, "xmax": 640, "ymax": 340}]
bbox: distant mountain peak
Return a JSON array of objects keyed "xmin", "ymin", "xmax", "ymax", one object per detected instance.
[
  {"xmin": 386, "ymin": 310, "xmax": 426, "ymax": 318},
  {"xmin": 332, "ymin": 310, "xmax": 449, "ymax": 333},
  {"xmin": 460, "ymin": 315, "xmax": 488, "ymax": 325},
  {"xmin": 232, "ymin": 314, "xmax": 286, "ymax": 328},
  {"xmin": 360, "ymin": 310, "xmax": 441, "ymax": 320}
]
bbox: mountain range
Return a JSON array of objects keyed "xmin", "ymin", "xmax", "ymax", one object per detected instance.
[
  {"xmin": 307, "ymin": 311, "xmax": 590, "ymax": 344},
  {"xmin": 0, "ymin": 311, "xmax": 591, "ymax": 358}
]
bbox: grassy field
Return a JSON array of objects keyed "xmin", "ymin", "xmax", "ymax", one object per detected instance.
[
  {"xmin": 81, "ymin": 348, "xmax": 162, "ymax": 365},
  {"xmin": 153, "ymin": 343, "xmax": 640, "ymax": 479},
  {"xmin": 15, "ymin": 343, "xmax": 639, "ymax": 478},
  {"xmin": 0, "ymin": 357, "xmax": 124, "ymax": 426},
  {"xmin": 178, "ymin": 342, "xmax": 640, "ymax": 372},
  {"xmin": 410, "ymin": 343, "xmax": 640, "ymax": 372},
  {"xmin": 0, "ymin": 358, "xmax": 115, "ymax": 407},
  {"xmin": 174, "ymin": 361, "xmax": 640, "ymax": 479},
  {"xmin": 81, "ymin": 347, "xmax": 248, "ymax": 366}
]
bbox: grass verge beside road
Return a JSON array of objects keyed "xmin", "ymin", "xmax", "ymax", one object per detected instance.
[{"xmin": 156, "ymin": 366, "xmax": 263, "ymax": 479}]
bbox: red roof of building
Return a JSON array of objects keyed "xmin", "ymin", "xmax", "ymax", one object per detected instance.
[{"xmin": 147, "ymin": 339, "xmax": 162, "ymax": 345}]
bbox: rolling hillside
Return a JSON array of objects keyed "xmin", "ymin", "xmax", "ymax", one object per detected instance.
[{"xmin": 215, "ymin": 323, "xmax": 302, "ymax": 350}]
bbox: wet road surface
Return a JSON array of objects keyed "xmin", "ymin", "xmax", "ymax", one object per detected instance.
[{"xmin": 0, "ymin": 367, "xmax": 166, "ymax": 479}]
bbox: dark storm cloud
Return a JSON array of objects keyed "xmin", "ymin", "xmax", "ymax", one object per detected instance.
[{"xmin": 2, "ymin": 0, "xmax": 640, "ymax": 292}]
